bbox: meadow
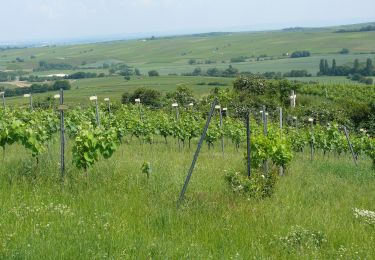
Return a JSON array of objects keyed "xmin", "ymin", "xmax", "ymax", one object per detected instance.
[{"xmin": 0, "ymin": 137, "xmax": 374, "ymax": 259}]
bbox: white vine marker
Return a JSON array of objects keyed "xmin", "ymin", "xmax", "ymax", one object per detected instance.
[
  {"xmin": 223, "ymin": 107, "xmax": 228, "ymax": 117},
  {"xmin": 90, "ymin": 95, "xmax": 100, "ymax": 126},
  {"xmin": 24, "ymin": 93, "xmax": 33, "ymax": 111},
  {"xmin": 290, "ymin": 90, "xmax": 297, "ymax": 108}
]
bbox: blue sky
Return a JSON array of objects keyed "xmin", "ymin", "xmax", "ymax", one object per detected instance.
[{"xmin": 1, "ymin": 0, "xmax": 374, "ymax": 43}]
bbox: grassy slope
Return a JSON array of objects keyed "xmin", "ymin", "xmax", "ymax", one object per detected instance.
[
  {"xmin": 0, "ymin": 138, "xmax": 374, "ymax": 259},
  {"xmin": 1, "ymin": 28, "xmax": 375, "ymax": 74},
  {"xmin": 5, "ymin": 76, "xmax": 233, "ymax": 105}
]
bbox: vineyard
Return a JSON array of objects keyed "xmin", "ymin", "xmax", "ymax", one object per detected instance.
[
  {"xmin": 1, "ymin": 98, "xmax": 374, "ymax": 174},
  {"xmin": 1, "ymin": 93, "xmax": 375, "ymax": 258}
]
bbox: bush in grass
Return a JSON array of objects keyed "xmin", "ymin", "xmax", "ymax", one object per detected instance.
[{"xmin": 225, "ymin": 169, "xmax": 277, "ymax": 199}]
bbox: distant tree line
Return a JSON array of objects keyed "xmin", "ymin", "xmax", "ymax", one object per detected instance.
[
  {"xmin": 0, "ymin": 71, "xmax": 27, "ymax": 82},
  {"xmin": 34, "ymin": 61, "xmax": 74, "ymax": 71},
  {"xmin": 182, "ymin": 65, "xmax": 239, "ymax": 77},
  {"xmin": 188, "ymin": 59, "xmax": 217, "ymax": 65},
  {"xmin": 19, "ymin": 75, "xmax": 64, "ymax": 82},
  {"xmin": 318, "ymin": 58, "xmax": 374, "ymax": 84},
  {"xmin": 230, "ymin": 56, "xmax": 248, "ymax": 63},
  {"xmin": 0, "ymin": 46, "xmax": 27, "ymax": 51},
  {"xmin": 318, "ymin": 58, "xmax": 374, "ymax": 76},
  {"xmin": 290, "ymin": 51, "xmax": 311, "ymax": 58},
  {"xmin": 0, "ymin": 80, "xmax": 71, "ymax": 97},
  {"xmin": 19, "ymin": 71, "xmax": 106, "ymax": 82},
  {"xmin": 283, "ymin": 70, "xmax": 312, "ymax": 77},
  {"xmin": 65, "ymin": 71, "xmax": 105, "ymax": 79},
  {"xmin": 181, "ymin": 66, "xmax": 312, "ymax": 79},
  {"xmin": 336, "ymin": 25, "xmax": 375, "ymax": 33},
  {"xmin": 108, "ymin": 63, "xmax": 141, "ymax": 77},
  {"xmin": 0, "ymin": 71, "xmax": 17, "ymax": 82}
]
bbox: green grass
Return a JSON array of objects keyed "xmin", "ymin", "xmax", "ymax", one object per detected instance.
[
  {"xmin": 1, "ymin": 27, "xmax": 375, "ymax": 75},
  {"xmin": 0, "ymin": 137, "xmax": 374, "ymax": 259},
  {"xmin": 5, "ymin": 76, "xmax": 233, "ymax": 105}
]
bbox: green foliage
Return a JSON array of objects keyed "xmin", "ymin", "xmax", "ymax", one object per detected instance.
[
  {"xmin": 72, "ymin": 125, "xmax": 119, "ymax": 170},
  {"xmin": 339, "ymin": 48, "xmax": 349, "ymax": 54},
  {"xmin": 291, "ymin": 51, "xmax": 311, "ymax": 58},
  {"xmin": 35, "ymin": 60, "xmax": 74, "ymax": 71},
  {"xmin": 141, "ymin": 162, "xmax": 152, "ymax": 178},
  {"xmin": 121, "ymin": 87, "xmax": 163, "ymax": 108},
  {"xmin": 148, "ymin": 70, "xmax": 159, "ymax": 77},
  {"xmin": 52, "ymin": 80, "xmax": 71, "ymax": 90},
  {"xmin": 225, "ymin": 169, "xmax": 277, "ymax": 198},
  {"xmin": 167, "ymin": 86, "xmax": 195, "ymax": 106}
]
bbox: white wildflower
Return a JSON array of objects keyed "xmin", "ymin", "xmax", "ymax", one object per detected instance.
[{"xmin": 353, "ymin": 208, "xmax": 375, "ymax": 225}]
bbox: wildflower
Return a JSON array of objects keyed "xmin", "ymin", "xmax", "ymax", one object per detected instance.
[{"xmin": 353, "ymin": 208, "xmax": 375, "ymax": 225}]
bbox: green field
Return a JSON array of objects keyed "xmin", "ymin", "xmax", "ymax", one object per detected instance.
[
  {"xmin": 5, "ymin": 76, "xmax": 233, "ymax": 105},
  {"xmin": 1, "ymin": 25, "xmax": 375, "ymax": 75}
]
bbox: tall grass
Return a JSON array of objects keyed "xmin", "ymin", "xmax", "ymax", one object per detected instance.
[{"xmin": 0, "ymin": 138, "xmax": 374, "ymax": 259}]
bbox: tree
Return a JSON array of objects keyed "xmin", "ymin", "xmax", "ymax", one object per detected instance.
[
  {"xmin": 52, "ymin": 80, "xmax": 71, "ymax": 90},
  {"xmin": 331, "ymin": 59, "xmax": 337, "ymax": 75},
  {"xmin": 192, "ymin": 67, "xmax": 202, "ymax": 76},
  {"xmin": 365, "ymin": 58, "xmax": 373, "ymax": 76},
  {"xmin": 324, "ymin": 60, "xmax": 329, "ymax": 75},
  {"xmin": 222, "ymin": 65, "xmax": 238, "ymax": 77},
  {"xmin": 291, "ymin": 50, "xmax": 310, "ymax": 58},
  {"xmin": 188, "ymin": 59, "xmax": 197, "ymax": 65},
  {"xmin": 135, "ymin": 68, "xmax": 141, "ymax": 76},
  {"xmin": 121, "ymin": 88, "xmax": 162, "ymax": 108},
  {"xmin": 319, "ymin": 59, "xmax": 325, "ymax": 75},
  {"xmin": 206, "ymin": 68, "xmax": 222, "ymax": 77},
  {"xmin": 353, "ymin": 59, "xmax": 360, "ymax": 73},
  {"xmin": 169, "ymin": 86, "xmax": 195, "ymax": 106},
  {"xmin": 148, "ymin": 70, "xmax": 159, "ymax": 77},
  {"xmin": 339, "ymin": 48, "xmax": 349, "ymax": 54}
]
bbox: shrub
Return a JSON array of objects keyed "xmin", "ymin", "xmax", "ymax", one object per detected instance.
[
  {"xmin": 225, "ymin": 169, "xmax": 277, "ymax": 198},
  {"xmin": 53, "ymin": 80, "xmax": 71, "ymax": 90},
  {"xmin": 340, "ymin": 48, "xmax": 349, "ymax": 54},
  {"xmin": 148, "ymin": 70, "xmax": 159, "ymax": 77},
  {"xmin": 121, "ymin": 87, "xmax": 162, "ymax": 108},
  {"xmin": 291, "ymin": 51, "xmax": 311, "ymax": 58},
  {"xmin": 284, "ymin": 70, "xmax": 312, "ymax": 77}
]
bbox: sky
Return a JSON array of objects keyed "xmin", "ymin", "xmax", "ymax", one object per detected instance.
[{"xmin": 1, "ymin": 0, "xmax": 374, "ymax": 44}]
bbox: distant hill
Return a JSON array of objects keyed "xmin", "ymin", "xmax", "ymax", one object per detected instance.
[{"xmin": 1, "ymin": 21, "xmax": 375, "ymax": 75}]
